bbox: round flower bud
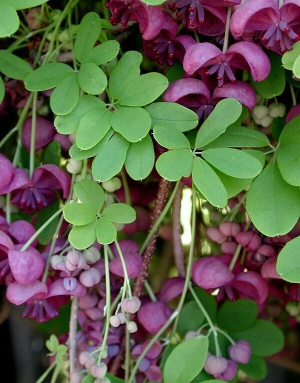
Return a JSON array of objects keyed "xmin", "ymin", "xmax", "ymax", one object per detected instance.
[
  {"xmin": 79, "ymin": 351, "xmax": 95, "ymax": 368},
  {"xmin": 204, "ymin": 355, "xmax": 228, "ymax": 376},
  {"xmin": 83, "ymin": 247, "xmax": 101, "ymax": 264},
  {"xmin": 110, "ymin": 315, "xmax": 121, "ymax": 328},
  {"xmin": 65, "ymin": 250, "xmax": 87, "ymax": 271},
  {"xmin": 268, "ymin": 102, "xmax": 286, "ymax": 118},
  {"xmin": 66, "ymin": 159, "xmax": 82, "ymax": 174},
  {"xmin": 121, "ymin": 297, "xmax": 141, "ymax": 314},
  {"xmin": 117, "ymin": 312, "xmax": 126, "ymax": 324},
  {"xmin": 70, "ymin": 370, "xmax": 82, "ymax": 383},
  {"xmin": 101, "ymin": 177, "xmax": 122, "ymax": 192},
  {"xmin": 127, "ymin": 321, "xmax": 138, "ymax": 333},
  {"xmin": 79, "ymin": 268, "xmax": 101, "ymax": 287},
  {"xmin": 91, "ymin": 363, "xmax": 107, "ymax": 379},
  {"xmin": 218, "ymin": 360, "xmax": 238, "ymax": 381},
  {"xmin": 260, "ymin": 114, "xmax": 273, "ymax": 128},
  {"xmin": 228, "ymin": 340, "xmax": 251, "ymax": 364},
  {"xmin": 252, "ymin": 105, "xmax": 269, "ymax": 120}
]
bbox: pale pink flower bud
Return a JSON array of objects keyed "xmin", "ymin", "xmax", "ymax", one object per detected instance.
[
  {"xmin": 79, "ymin": 351, "xmax": 95, "ymax": 368},
  {"xmin": 127, "ymin": 321, "xmax": 138, "ymax": 333},
  {"xmin": 65, "ymin": 250, "xmax": 87, "ymax": 271},
  {"xmin": 83, "ymin": 247, "xmax": 101, "ymax": 264},
  {"xmin": 63, "ymin": 277, "xmax": 77, "ymax": 291},
  {"xmin": 228, "ymin": 340, "xmax": 251, "ymax": 364},
  {"xmin": 204, "ymin": 355, "xmax": 228, "ymax": 376},
  {"xmin": 219, "ymin": 222, "xmax": 241, "ymax": 237},
  {"xmin": 110, "ymin": 315, "xmax": 121, "ymax": 327},
  {"xmin": 79, "ymin": 268, "xmax": 101, "ymax": 287},
  {"xmin": 121, "ymin": 297, "xmax": 141, "ymax": 313},
  {"xmin": 91, "ymin": 363, "xmax": 107, "ymax": 379},
  {"xmin": 206, "ymin": 227, "xmax": 226, "ymax": 243},
  {"xmin": 117, "ymin": 312, "xmax": 126, "ymax": 324}
]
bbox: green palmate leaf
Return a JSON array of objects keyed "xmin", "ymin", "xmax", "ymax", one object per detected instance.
[
  {"xmin": 77, "ymin": 62, "xmax": 107, "ymax": 95},
  {"xmin": 111, "ymin": 106, "xmax": 151, "ymax": 142},
  {"xmin": 96, "ymin": 216, "xmax": 117, "ymax": 244},
  {"xmin": 240, "ymin": 355, "xmax": 267, "ymax": 381},
  {"xmin": 70, "ymin": 130, "xmax": 114, "ymax": 160},
  {"xmin": 279, "ymin": 114, "xmax": 300, "ymax": 143},
  {"xmin": 202, "ymin": 125, "xmax": 270, "ymax": 149},
  {"xmin": 243, "ymin": 148, "xmax": 266, "ymax": 167},
  {"xmin": 73, "ymin": 12, "xmax": 101, "ymax": 62},
  {"xmin": 215, "ymin": 170, "xmax": 253, "ymax": 199},
  {"xmin": 125, "ymin": 135, "xmax": 155, "ymax": 180},
  {"xmin": 81, "ymin": 375, "xmax": 94, "ymax": 383},
  {"xmin": 292, "ymin": 53, "xmax": 300, "ymax": 78},
  {"xmin": 74, "ymin": 179, "xmax": 105, "ymax": 210},
  {"xmin": 153, "ymin": 124, "xmax": 191, "ymax": 149},
  {"xmin": 76, "ymin": 108, "xmax": 111, "ymax": 149},
  {"xmin": 50, "ymin": 72, "xmax": 79, "ymax": 115},
  {"xmin": 186, "ymin": 287, "xmax": 218, "ymax": 323},
  {"xmin": 156, "ymin": 149, "xmax": 194, "ymax": 181},
  {"xmin": 25, "ymin": 63, "xmax": 73, "ymax": 91},
  {"xmin": 106, "ymin": 373, "xmax": 125, "ymax": 383},
  {"xmin": 145, "ymin": 102, "xmax": 198, "ymax": 132},
  {"xmin": 54, "ymin": 95, "xmax": 105, "ymax": 135},
  {"xmin": 217, "ymin": 300, "xmax": 258, "ymax": 332},
  {"xmin": 9, "ymin": 0, "xmax": 49, "ymax": 9},
  {"xmin": 0, "ymin": 50, "xmax": 33, "ymax": 80},
  {"xmin": 277, "ymin": 142, "xmax": 300, "ymax": 186},
  {"xmin": 0, "ymin": 75, "xmax": 4, "ymax": 104},
  {"xmin": 68, "ymin": 220, "xmax": 97, "ymax": 250},
  {"xmin": 201, "ymin": 148, "xmax": 263, "ymax": 179},
  {"xmin": 0, "ymin": 3, "xmax": 19, "ymax": 37},
  {"xmin": 251, "ymin": 51, "xmax": 285, "ymax": 98},
  {"xmin": 177, "ymin": 301, "xmax": 205, "ymax": 337},
  {"xmin": 92, "ymin": 133, "xmax": 129, "ymax": 181},
  {"xmin": 63, "ymin": 203, "xmax": 97, "ymax": 225},
  {"xmin": 195, "ymin": 98, "xmax": 242, "ymax": 148},
  {"xmin": 163, "ymin": 336, "xmax": 209, "ymax": 383},
  {"xmin": 232, "ymin": 319, "xmax": 284, "ymax": 357},
  {"xmin": 192, "ymin": 157, "xmax": 227, "ymax": 208},
  {"xmin": 282, "ymin": 41, "xmax": 300, "ymax": 70},
  {"xmin": 109, "ymin": 51, "xmax": 142, "ymax": 100},
  {"xmin": 246, "ymin": 162, "xmax": 300, "ymax": 236},
  {"xmin": 276, "ymin": 236, "xmax": 300, "ymax": 283},
  {"xmin": 43, "ymin": 141, "xmax": 60, "ymax": 165},
  {"xmin": 102, "ymin": 203, "xmax": 136, "ymax": 223},
  {"xmin": 81, "ymin": 40, "xmax": 120, "ymax": 65},
  {"xmin": 117, "ymin": 73, "xmax": 168, "ymax": 106}
]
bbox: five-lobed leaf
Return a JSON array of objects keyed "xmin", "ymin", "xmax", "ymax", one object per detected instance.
[
  {"xmin": 102, "ymin": 203, "xmax": 136, "ymax": 224},
  {"xmin": 81, "ymin": 40, "xmax": 120, "ymax": 65},
  {"xmin": 74, "ymin": 179, "xmax": 105, "ymax": 210},
  {"xmin": 96, "ymin": 216, "xmax": 117, "ymax": 244},
  {"xmin": 63, "ymin": 203, "xmax": 97, "ymax": 225},
  {"xmin": 68, "ymin": 220, "xmax": 97, "ymax": 250}
]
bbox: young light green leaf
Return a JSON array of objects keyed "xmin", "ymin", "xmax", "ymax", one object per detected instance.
[
  {"xmin": 231, "ymin": 319, "xmax": 284, "ymax": 357},
  {"xmin": 156, "ymin": 149, "xmax": 193, "ymax": 181},
  {"xmin": 81, "ymin": 40, "xmax": 120, "ymax": 65},
  {"xmin": 111, "ymin": 106, "xmax": 151, "ymax": 142},
  {"xmin": 0, "ymin": 75, "xmax": 4, "ymax": 104},
  {"xmin": 0, "ymin": 3, "xmax": 19, "ymax": 37},
  {"xmin": 215, "ymin": 170, "xmax": 253, "ymax": 199},
  {"xmin": 195, "ymin": 98, "xmax": 242, "ymax": 148},
  {"xmin": 0, "ymin": 50, "xmax": 33, "ymax": 80},
  {"xmin": 140, "ymin": 0, "xmax": 165, "ymax": 4},
  {"xmin": 74, "ymin": 179, "xmax": 105, "ymax": 210},
  {"xmin": 68, "ymin": 220, "xmax": 97, "ymax": 250},
  {"xmin": 163, "ymin": 336, "xmax": 209, "ymax": 383},
  {"xmin": 292, "ymin": 53, "xmax": 300, "ymax": 78},
  {"xmin": 251, "ymin": 51, "xmax": 285, "ymax": 98},
  {"xmin": 145, "ymin": 102, "xmax": 198, "ymax": 132},
  {"xmin": 125, "ymin": 135, "xmax": 155, "ymax": 180},
  {"xmin": 92, "ymin": 133, "xmax": 129, "ymax": 182},
  {"xmin": 81, "ymin": 375, "xmax": 95, "ymax": 383},
  {"xmin": 282, "ymin": 41, "xmax": 300, "ymax": 70},
  {"xmin": 218, "ymin": 300, "xmax": 258, "ymax": 332},
  {"xmin": 54, "ymin": 95, "xmax": 105, "ymax": 135},
  {"xmin": 25, "ymin": 63, "xmax": 73, "ymax": 91},
  {"xmin": 201, "ymin": 148, "xmax": 262, "ymax": 179},
  {"xmin": 76, "ymin": 108, "xmax": 111, "ymax": 149},
  {"xmin": 202, "ymin": 125, "xmax": 270, "ymax": 148},
  {"xmin": 109, "ymin": 51, "xmax": 142, "ymax": 100},
  {"xmin": 276, "ymin": 236, "xmax": 300, "ymax": 283},
  {"xmin": 277, "ymin": 142, "xmax": 300, "ymax": 186},
  {"xmin": 63, "ymin": 203, "xmax": 97, "ymax": 225},
  {"xmin": 153, "ymin": 124, "xmax": 191, "ymax": 149},
  {"xmin": 117, "ymin": 73, "xmax": 168, "ymax": 106},
  {"xmin": 50, "ymin": 72, "xmax": 79, "ymax": 115},
  {"xmin": 192, "ymin": 157, "xmax": 228, "ymax": 208},
  {"xmin": 102, "ymin": 203, "xmax": 136, "ymax": 223},
  {"xmin": 246, "ymin": 162, "xmax": 300, "ymax": 236},
  {"xmin": 73, "ymin": 12, "xmax": 101, "ymax": 62},
  {"xmin": 77, "ymin": 62, "xmax": 107, "ymax": 95},
  {"xmin": 10, "ymin": 0, "xmax": 49, "ymax": 10},
  {"xmin": 96, "ymin": 216, "xmax": 117, "ymax": 244}
]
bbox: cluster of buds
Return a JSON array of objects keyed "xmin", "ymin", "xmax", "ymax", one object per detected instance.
[{"xmin": 252, "ymin": 102, "xmax": 286, "ymax": 127}]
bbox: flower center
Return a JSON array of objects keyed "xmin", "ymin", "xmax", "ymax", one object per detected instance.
[
  {"xmin": 170, "ymin": 0, "xmax": 205, "ymax": 30},
  {"xmin": 11, "ymin": 187, "xmax": 54, "ymax": 214},
  {"xmin": 145, "ymin": 33, "xmax": 175, "ymax": 65},
  {"xmin": 205, "ymin": 61, "xmax": 237, "ymax": 87},
  {"xmin": 22, "ymin": 300, "xmax": 59, "ymax": 322},
  {"xmin": 105, "ymin": 0, "xmax": 133, "ymax": 30},
  {"xmin": 261, "ymin": 21, "xmax": 300, "ymax": 52}
]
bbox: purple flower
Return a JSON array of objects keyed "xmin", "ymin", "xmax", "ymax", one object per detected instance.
[
  {"xmin": 137, "ymin": 301, "xmax": 173, "ymax": 334},
  {"xmin": 105, "ymin": 0, "xmax": 164, "ymax": 40},
  {"xmin": 228, "ymin": 340, "xmax": 252, "ymax": 364},
  {"xmin": 183, "ymin": 41, "xmax": 271, "ymax": 87},
  {"xmin": 109, "ymin": 240, "xmax": 142, "ymax": 278},
  {"xmin": 22, "ymin": 116, "xmax": 56, "ymax": 152},
  {"xmin": 230, "ymin": 0, "xmax": 300, "ymax": 53},
  {"xmin": 143, "ymin": 11, "xmax": 195, "ymax": 66}
]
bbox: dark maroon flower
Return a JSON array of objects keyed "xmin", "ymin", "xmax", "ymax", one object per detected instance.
[
  {"xmin": 183, "ymin": 41, "xmax": 271, "ymax": 87},
  {"xmin": 10, "ymin": 164, "xmax": 71, "ymax": 214},
  {"xmin": 109, "ymin": 240, "xmax": 142, "ymax": 279},
  {"xmin": 22, "ymin": 116, "xmax": 56, "ymax": 152},
  {"xmin": 192, "ymin": 257, "xmax": 234, "ymax": 289},
  {"xmin": 137, "ymin": 301, "xmax": 173, "ymax": 334},
  {"xmin": 230, "ymin": 0, "xmax": 300, "ymax": 53},
  {"xmin": 105, "ymin": 0, "xmax": 163, "ymax": 40}
]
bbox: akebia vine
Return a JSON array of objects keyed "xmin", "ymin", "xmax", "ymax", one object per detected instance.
[{"xmin": 1, "ymin": 0, "xmax": 300, "ymax": 382}]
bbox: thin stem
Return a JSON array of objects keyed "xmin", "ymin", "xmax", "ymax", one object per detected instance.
[
  {"xmin": 0, "ymin": 126, "xmax": 18, "ymax": 149},
  {"xmin": 69, "ymin": 296, "xmax": 79, "ymax": 375},
  {"xmin": 290, "ymin": 83, "xmax": 297, "ymax": 106},
  {"xmin": 222, "ymin": 7, "xmax": 232, "ymax": 53},
  {"xmin": 29, "ymin": 92, "xmax": 38, "ymax": 178},
  {"xmin": 125, "ymin": 327, "xmax": 131, "ymax": 382},
  {"xmin": 172, "ymin": 182, "xmax": 186, "ymax": 277},
  {"xmin": 35, "ymin": 362, "xmax": 56, "ymax": 383},
  {"xmin": 120, "ymin": 170, "xmax": 131, "ymax": 206},
  {"xmin": 229, "ymin": 219, "xmax": 251, "ymax": 271},
  {"xmin": 114, "ymin": 239, "xmax": 132, "ymax": 297}
]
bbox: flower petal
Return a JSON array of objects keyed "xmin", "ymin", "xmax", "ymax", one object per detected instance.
[
  {"xmin": 6, "ymin": 280, "xmax": 48, "ymax": 305},
  {"xmin": 183, "ymin": 42, "xmax": 222, "ymax": 75}
]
